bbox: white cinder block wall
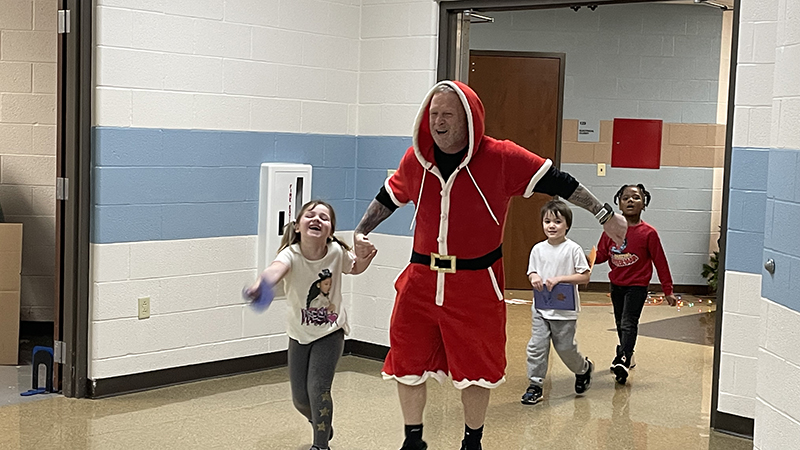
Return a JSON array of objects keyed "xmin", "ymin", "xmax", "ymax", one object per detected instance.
[
  {"xmin": 0, "ymin": 0, "xmax": 57, "ymax": 322},
  {"xmin": 470, "ymin": 5, "xmax": 724, "ymax": 125},
  {"xmin": 91, "ymin": 0, "xmax": 363, "ymax": 379},
  {"xmin": 717, "ymin": 0, "xmax": 777, "ymax": 422},
  {"xmin": 752, "ymin": 0, "xmax": 800, "ymax": 446},
  {"xmin": 346, "ymin": 0, "xmax": 438, "ymax": 347},
  {"xmin": 357, "ymin": 0, "xmax": 438, "ymax": 137}
]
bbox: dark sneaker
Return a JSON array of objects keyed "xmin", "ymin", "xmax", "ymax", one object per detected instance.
[
  {"xmin": 613, "ymin": 355, "xmax": 630, "ymax": 385},
  {"xmin": 460, "ymin": 440, "xmax": 483, "ymax": 450},
  {"xmin": 400, "ymin": 440, "xmax": 427, "ymax": 450},
  {"xmin": 521, "ymin": 384, "xmax": 543, "ymax": 405},
  {"xmin": 629, "ymin": 353, "xmax": 637, "ymax": 369},
  {"xmin": 575, "ymin": 358, "xmax": 594, "ymax": 394},
  {"xmin": 610, "ymin": 353, "xmax": 623, "ymax": 372}
]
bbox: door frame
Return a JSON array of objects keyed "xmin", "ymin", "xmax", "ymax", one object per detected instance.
[
  {"xmin": 438, "ymin": 0, "xmax": 745, "ymax": 437},
  {"xmin": 56, "ymin": 0, "xmax": 92, "ymax": 398}
]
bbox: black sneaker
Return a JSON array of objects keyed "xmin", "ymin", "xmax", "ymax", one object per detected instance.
[
  {"xmin": 575, "ymin": 358, "xmax": 593, "ymax": 394},
  {"xmin": 521, "ymin": 384, "xmax": 543, "ymax": 405},
  {"xmin": 460, "ymin": 440, "xmax": 483, "ymax": 450},
  {"xmin": 399, "ymin": 440, "xmax": 427, "ymax": 450},
  {"xmin": 610, "ymin": 353, "xmax": 623, "ymax": 372},
  {"xmin": 613, "ymin": 355, "xmax": 630, "ymax": 385}
]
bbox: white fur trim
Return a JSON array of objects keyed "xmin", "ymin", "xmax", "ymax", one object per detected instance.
[
  {"xmin": 452, "ymin": 376, "xmax": 506, "ymax": 390},
  {"xmin": 487, "ymin": 268, "xmax": 503, "ymax": 301},
  {"xmin": 523, "ymin": 159, "xmax": 553, "ymax": 198},
  {"xmin": 412, "ymin": 81, "xmax": 477, "ymax": 170},
  {"xmin": 383, "ymin": 178, "xmax": 406, "ymax": 208},
  {"xmin": 382, "ymin": 370, "xmax": 448, "ymax": 386}
]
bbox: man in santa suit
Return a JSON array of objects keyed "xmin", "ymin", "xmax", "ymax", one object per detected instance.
[{"xmin": 354, "ymin": 80, "xmax": 626, "ymax": 450}]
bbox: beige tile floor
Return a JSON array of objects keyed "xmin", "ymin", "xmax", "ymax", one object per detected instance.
[{"xmin": 0, "ymin": 292, "xmax": 751, "ymax": 449}]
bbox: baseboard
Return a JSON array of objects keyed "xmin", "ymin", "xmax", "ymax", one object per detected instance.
[
  {"xmin": 89, "ymin": 339, "xmax": 390, "ymax": 399},
  {"xmin": 712, "ymin": 411, "xmax": 754, "ymax": 439},
  {"xmin": 344, "ymin": 339, "xmax": 389, "ymax": 360},
  {"xmin": 89, "ymin": 351, "xmax": 289, "ymax": 399},
  {"xmin": 583, "ymin": 282, "xmax": 712, "ymax": 296}
]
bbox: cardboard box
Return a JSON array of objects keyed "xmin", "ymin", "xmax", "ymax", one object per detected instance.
[{"xmin": 0, "ymin": 223, "xmax": 22, "ymax": 365}]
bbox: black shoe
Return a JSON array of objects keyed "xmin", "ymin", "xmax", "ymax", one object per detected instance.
[
  {"xmin": 575, "ymin": 358, "xmax": 593, "ymax": 394},
  {"xmin": 400, "ymin": 440, "xmax": 427, "ymax": 450},
  {"xmin": 521, "ymin": 384, "xmax": 543, "ymax": 405},
  {"xmin": 610, "ymin": 353, "xmax": 623, "ymax": 372},
  {"xmin": 613, "ymin": 355, "xmax": 630, "ymax": 385},
  {"xmin": 460, "ymin": 440, "xmax": 483, "ymax": 450}
]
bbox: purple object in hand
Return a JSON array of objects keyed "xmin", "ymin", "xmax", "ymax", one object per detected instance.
[{"xmin": 243, "ymin": 281, "xmax": 274, "ymax": 313}]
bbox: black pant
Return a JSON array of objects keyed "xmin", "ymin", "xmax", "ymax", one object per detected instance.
[{"xmin": 610, "ymin": 284, "xmax": 648, "ymax": 358}]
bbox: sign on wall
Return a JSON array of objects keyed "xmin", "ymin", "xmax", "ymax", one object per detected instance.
[{"xmin": 578, "ymin": 119, "xmax": 599, "ymax": 142}]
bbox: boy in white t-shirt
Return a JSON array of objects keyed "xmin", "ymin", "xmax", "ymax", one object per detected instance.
[{"xmin": 521, "ymin": 199, "xmax": 594, "ymax": 405}]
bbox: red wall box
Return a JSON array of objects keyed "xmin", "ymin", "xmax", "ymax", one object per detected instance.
[{"xmin": 611, "ymin": 118, "xmax": 663, "ymax": 169}]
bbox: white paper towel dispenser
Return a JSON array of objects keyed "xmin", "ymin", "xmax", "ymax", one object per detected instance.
[{"xmin": 256, "ymin": 163, "xmax": 313, "ymax": 279}]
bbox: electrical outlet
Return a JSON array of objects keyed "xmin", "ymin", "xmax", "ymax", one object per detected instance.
[
  {"xmin": 597, "ymin": 163, "xmax": 606, "ymax": 177},
  {"xmin": 138, "ymin": 296, "xmax": 150, "ymax": 320}
]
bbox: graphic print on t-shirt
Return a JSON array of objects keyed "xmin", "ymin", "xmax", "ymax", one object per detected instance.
[
  {"xmin": 610, "ymin": 238, "xmax": 639, "ymax": 267},
  {"xmin": 301, "ymin": 268, "xmax": 338, "ymax": 326}
]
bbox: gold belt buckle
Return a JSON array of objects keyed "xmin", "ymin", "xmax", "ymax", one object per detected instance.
[{"xmin": 430, "ymin": 253, "xmax": 456, "ymax": 274}]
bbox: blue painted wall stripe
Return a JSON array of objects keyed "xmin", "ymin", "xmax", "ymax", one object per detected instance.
[
  {"xmin": 762, "ymin": 148, "xmax": 800, "ymax": 313},
  {"xmin": 725, "ymin": 147, "xmax": 769, "ymax": 275},
  {"xmin": 92, "ymin": 127, "xmax": 412, "ymax": 244}
]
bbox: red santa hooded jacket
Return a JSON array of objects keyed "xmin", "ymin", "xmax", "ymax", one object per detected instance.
[{"xmin": 384, "ymin": 80, "xmax": 552, "ymax": 306}]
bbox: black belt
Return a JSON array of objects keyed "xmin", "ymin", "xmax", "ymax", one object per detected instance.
[{"xmin": 410, "ymin": 245, "xmax": 502, "ymax": 273}]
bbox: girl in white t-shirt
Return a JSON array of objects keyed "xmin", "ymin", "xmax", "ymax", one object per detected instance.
[{"xmin": 246, "ymin": 200, "xmax": 376, "ymax": 450}]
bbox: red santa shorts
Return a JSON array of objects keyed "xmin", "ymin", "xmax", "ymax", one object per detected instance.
[{"xmin": 381, "ymin": 261, "xmax": 507, "ymax": 389}]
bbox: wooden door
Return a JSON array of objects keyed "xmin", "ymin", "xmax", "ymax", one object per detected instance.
[{"xmin": 468, "ymin": 52, "xmax": 564, "ymax": 290}]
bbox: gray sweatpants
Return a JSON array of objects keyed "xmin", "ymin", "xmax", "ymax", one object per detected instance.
[
  {"xmin": 289, "ymin": 329, "xmax": 344, "ymax": 449},
  {"xmin": 526, "ymin": 309, "xmax": 588, "ymax": 386}
]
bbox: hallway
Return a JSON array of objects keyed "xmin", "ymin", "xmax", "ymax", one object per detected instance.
[{"xmin": 0, "ymin": 293, "xmax": 751, "ymax": 449}]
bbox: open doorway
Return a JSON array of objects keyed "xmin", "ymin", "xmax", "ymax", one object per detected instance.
[
  {"xmin": 438, "ymin": 0, "xmax": 739, "ymax": 436},
  {"xmin": 0, "ymin": 0, "xmax": 90, "ymax": 402},
  {"xmin": 0, "ymin": 0, "xmax": 60, "ymax": 402}
]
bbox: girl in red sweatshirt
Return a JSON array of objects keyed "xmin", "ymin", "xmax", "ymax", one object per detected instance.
[{"xmin": 595, "ymin": 184, "xmax": 677, "ymax": 385}]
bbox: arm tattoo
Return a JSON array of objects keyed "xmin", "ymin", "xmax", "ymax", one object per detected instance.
[
  {"xmin": 566, "ymin": 184, "xmax": 604, "ymax": 215},
  {"xmin": 355, "ymin": 199, "xmax": 394, "ymax": 235}
]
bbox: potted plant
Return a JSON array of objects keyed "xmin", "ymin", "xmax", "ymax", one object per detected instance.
[{"xmin": 701, "ymin": 251, "xmax": 719, "ymax": 295}]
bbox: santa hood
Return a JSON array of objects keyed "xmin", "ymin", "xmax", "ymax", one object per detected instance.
[{"xmin": 412, "ymin": 80, "xmax": 485, "ymax": 171}]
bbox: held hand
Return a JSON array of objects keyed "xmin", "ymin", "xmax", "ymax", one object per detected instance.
[
  {"xmin": 529, "ymin": 274, "xmax": 544, "ymax": 292},
  {"xmin": 604, "ymin": 213, "xmax": 628, "ymax": 247},
  {"xmin": 354, "ymin": 233, "xmax": 377, "ymax": 259},
  {"xmin": 545, "ymin": 277, "xmax": 560, "ymax": 292},
  {"xmin": 664, "ymin": 294, "xmax": 678, "ymax": 307}
]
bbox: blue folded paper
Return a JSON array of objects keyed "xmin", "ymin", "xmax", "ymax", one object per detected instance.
[
  {"xmin": 533, "ymin": 283, "xmax": 577, "ymax": 311},
  {"xmin": 242, "ymin": 281, "xmax": 274, "ymax": 313}
]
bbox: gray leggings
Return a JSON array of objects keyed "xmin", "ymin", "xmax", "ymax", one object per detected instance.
[
  {"xmin": 526, "ymin": 309, "xmax": 588, "ymax": 386},
  {"xmin": 289, "ymin": 329, "xmax": 344, "ymax": 448}
]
